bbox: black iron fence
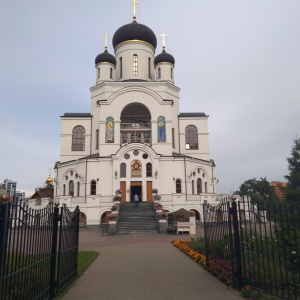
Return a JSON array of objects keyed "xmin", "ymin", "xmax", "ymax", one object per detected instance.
[
  {"xmin": 0, "ymin": 197, "xmax": 80, "ymax": 300},
  {"xmin": 203, "ymin": 197, "xmax": 300, "ymax": 300}
]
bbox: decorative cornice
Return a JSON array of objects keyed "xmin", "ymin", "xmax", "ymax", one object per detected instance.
[
  {"xmin": 114, "ymin": 39, "xmax": 155, "ymax": 52},
  {"xmin": 90, "ymin": 80, "xmax": 180, "ymax": 93}
]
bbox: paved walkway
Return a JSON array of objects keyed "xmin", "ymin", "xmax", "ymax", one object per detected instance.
[{"xmin": 63, "ymin": 230, "xmax": 242, "ymax": 300}]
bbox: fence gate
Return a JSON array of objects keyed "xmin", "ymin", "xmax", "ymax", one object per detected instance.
[
  {"xmin": 0, "ymin": 198, "xmax": 80, "ymax": 300},
  {"xmin": 203, "ymin": 198, "xmax": 300, "ymax": 300},
  {"xmin": 203, "ymin": 200, "xmax": 243, "ymax": 288}
]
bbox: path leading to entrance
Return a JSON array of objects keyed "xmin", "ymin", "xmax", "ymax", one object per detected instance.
[{"xmin": 63, "ymin": 231, "xmax": 242, "ymax": 300}]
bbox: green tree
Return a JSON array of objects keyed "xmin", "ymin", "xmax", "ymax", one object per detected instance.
[
  {"xmin": 284, "ymin": 138, "xmax": 300, "ymax": 203},
  {"xmin": 238, "ymin": 177, "xmax": 278, "ymax": 205}
]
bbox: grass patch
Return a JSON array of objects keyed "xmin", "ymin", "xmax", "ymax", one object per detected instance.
[{"xmin": 55, "ymin": 251, "xmax": 99, "ymax": 300}]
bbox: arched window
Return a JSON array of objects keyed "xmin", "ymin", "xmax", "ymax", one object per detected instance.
[
  {"xmin": 176, "ymin": 179, "xmax": 182, "ymax": 193},
  {"xmin": 158, "ymin": 67, "xmax": 161, "ymax": 79},
  {"xmin": 97, "ymin": 67, "xmax": 100, "ymax": 79},
  {"xmin": 133, "ymin": 54, "xmax": 138, "ymax": 76},
  {"xmin": 77, "ymin": 182, "xmax": 80, "ymax": 197},
  {"xmin": 185, "ymin": 125, "xmax": 198, "ymax": 150},
  {"xmin": 148, "ymin": 57, "xmax": 151, "ymax": 78},
  {"xmin": 72, "ymin": 126, "xmax": 85, "ymax": 151},
  {"xmin": 192, "ymin": 180, "xmax": 194, "ymax": 194},
  {"xmin": 205, "ymin": 182, "xmax": 207, "ymax": 193},
  {"xmin": 110, "ymin": 68, "xmax": 113, "ymax": 79},
  {"xmin": 120, "ymin": 163, "xmax": 126, "ymax": 178},
  {"xmin": 96, "ymin": 129, "xmax": 99, "ymax": 150},
  {"xmin": 171, "ymin": 67, "xmax": 173, "ymax": 79},
  {"xmin": 146, "ymin": 163, "xmax": 152, "ymax": 177},
  {"xmin": 63, "ymin": 184, "xmax": 66, "ymax": 196},
  {"xmin": 90, "ymin": 180, "xmax": 96, "ymax": 195},
  {"xmin": 197, "ymin": 178, "xmax": 202, "ymax": 194},
  {"xmin": 119, "ymin": 57, "xmax": 122, "ymax": 78},
  {"xmin": 69, "ymin": 180, "xmax": 74, "ymax": 196}
]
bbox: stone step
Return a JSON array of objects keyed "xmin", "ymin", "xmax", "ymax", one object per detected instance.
[
  {"xmin": 116, "ymin": 202, "xmax": 158, "ymax": 235},
  {"xmin": 117, "ymin": 224, "xmax": 158, "ymax": 229},
  {"xmin": 116, "ymin": 231, "xmax": 159, "ymax": 235}
]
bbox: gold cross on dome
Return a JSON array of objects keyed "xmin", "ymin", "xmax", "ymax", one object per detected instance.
[
  {"xmin": 160, "ymin": 33, "xmax": 167, "ymax": 49},
  {"xmin": 103, "ymin": 33, "xmax": 108, "ymax": 49},
  {"xmin": 131, "ymin": 0, "xmax": 139, "ymax": 19},
  {"xmin": 48, "ymin": 168, "xmax": 51, "ymax": 176}
]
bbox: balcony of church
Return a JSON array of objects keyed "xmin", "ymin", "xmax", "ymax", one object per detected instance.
[
  {"xmin": 158, "ymin": 194, "xmax": 173, "ymax": 206},
  {"xmin": 159, "ymin": 193, "xmax": 216, "ymax": 206},
  {"xmin": 99, "ymin": 195, "xmax": 114, "ymax": 204},
  {"xmin": 120, "ymin": 122, "xmax": 151, "ymax": 130},
  {"xmin": 186, "ymin": 194, "xmax": 202, "ymax": 202},
  {"xmin": 120, "ymin": 132, "xmax": 152, "ymax": 145},
  {"xmin": 71, "ymin": 196, "xmax": 86, "ymax": 204}
]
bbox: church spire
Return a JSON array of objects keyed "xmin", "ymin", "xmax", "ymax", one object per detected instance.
[
  {"xmin": 131, "ymin": 0, "xmax": 139, "ymax": 21},
  {"xmin": 160, "ymin": 33, "xmax": 167, "ymax": 50},
  {"xmin": 103, "ymin": 33, "xmax": 108, "ymax": 50}
]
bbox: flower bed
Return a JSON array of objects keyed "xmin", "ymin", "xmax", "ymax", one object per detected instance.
[
  {"xmin": 172, "ymin": 240, "xmax": 234, "ymax": 281},
  {"xmin": 171, "ymin": 240, "xmax": 207, "ymax": 267},
  {"xmin": 171, "ymin": 240, "xmax": 267, "ymax": 299}
]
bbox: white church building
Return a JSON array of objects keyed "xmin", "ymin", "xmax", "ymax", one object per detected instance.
[{"xmin": 54, "ymin": 6, "xmax": 218, "ymax": 226}]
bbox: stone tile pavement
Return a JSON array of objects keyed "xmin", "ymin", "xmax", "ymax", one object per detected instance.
[{"xmin": 62, "ymin": 230, "xmax": 242, "ymax": 300}]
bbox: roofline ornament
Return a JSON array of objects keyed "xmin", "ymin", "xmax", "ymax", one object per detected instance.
[{"xmin": 131, "ymin": 0, "xmax": 139, "ymax": 21}]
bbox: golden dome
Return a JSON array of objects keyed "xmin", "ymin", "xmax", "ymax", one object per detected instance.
[{"xmin": 46, "ymin": 176, "xmax": 53, "ymax": 184}]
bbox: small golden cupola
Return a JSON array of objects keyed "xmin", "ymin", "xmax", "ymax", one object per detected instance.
[{"xmin": 45, "ymin": 169, "xmax": 54, "ymax": 186}]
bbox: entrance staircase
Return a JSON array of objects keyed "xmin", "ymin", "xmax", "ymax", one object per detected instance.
[{"xmin": 116, "ymin": 202, "xmax": 159, "ymax": 235}]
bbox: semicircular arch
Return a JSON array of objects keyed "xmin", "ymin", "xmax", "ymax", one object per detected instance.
[
  {"xmin": 107, "ymin": 86, "xmax": 164, "ymax": 105},
  {"xmin": 113, "ymin": 143, "xmax": 159, "ymax": 160}
]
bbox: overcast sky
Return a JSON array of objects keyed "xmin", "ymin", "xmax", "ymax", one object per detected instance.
[{"xmin": 1, "ymin": 0, "xmax": 299, "ymax": 197}]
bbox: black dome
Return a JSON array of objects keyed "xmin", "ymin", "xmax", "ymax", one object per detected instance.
[
  {"xmin": 154, "ymin": 49, "xmax": 175, "ymax": 65},
  {"xmin": 95, "ymin": 50, "xmax": 116, "ymax": 65},
  {"xmin": 112, "ymin": 21, "xmax": 157, "ymax": 49}
]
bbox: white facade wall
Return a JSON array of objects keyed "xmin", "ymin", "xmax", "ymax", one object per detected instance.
[
  {"xmin": 179, "ymin": 116, "xmax": 210, "ymax": 160},
  {"xmin": 114, "ymin": 41, "xmax": 155, "ymax": 81},
  {"xmin": 95, "ymin": 88, "xmax": 175, "ymax": 157},
  {"xmin": 60, "ymin": 117, "xmax": 91, "ymax": 163}
]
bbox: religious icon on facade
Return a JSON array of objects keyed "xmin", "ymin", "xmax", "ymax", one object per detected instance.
[
  {"xmin": 105, "ymin": 117, "xmax": 114, "ymax": 143},
  {"xmin": 131, "ymin": 159, "xmax": 142, "ymax": 177},
  {"xmin": 157, "ymin": 116, "xmax": 166, "ymax": 142}
]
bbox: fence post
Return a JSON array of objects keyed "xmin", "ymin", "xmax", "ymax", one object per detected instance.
[
  {"xmin": 0, "ymin": 195, "xmax": 11, "ymax": 298},
  {"xmin": 202, "ymin": 201, "xmax": 210, "ymax": 269},
  {"xmin": 74, "ymin": 206, "xmax": 80, "ymax": 277},
  {"xmin": 49, "ymin": 202, "xmax": 60, "ymax": 298},
  {"xmin": 231, "ymin": 198, "xmax": 243, "ymax": 289}
]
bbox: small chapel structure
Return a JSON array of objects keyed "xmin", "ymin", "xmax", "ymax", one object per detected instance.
[{"xmin": 54, "ymin": 3, "xmax": 218, "ymax": 226}]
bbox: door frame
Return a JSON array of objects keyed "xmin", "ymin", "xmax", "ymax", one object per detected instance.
[
  {"xmin": 146, "ymin": 181, "xmax": 152, "ymax": 202},
  {"xmin": 130, "ymin": 181, "xmax": 142, "ymax": 202}
]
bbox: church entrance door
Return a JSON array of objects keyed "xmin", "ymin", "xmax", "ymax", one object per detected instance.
[
  {"xmin": 130, "ymin": 181, "xmax": 142, "ymax": 202},
  {"xmin": 146, "ymin": 181, "xmax": 152, "ymax": 202},
  {"xmin": 120, "ymin": 181, "xmax": 126, "ymax": 203}
]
